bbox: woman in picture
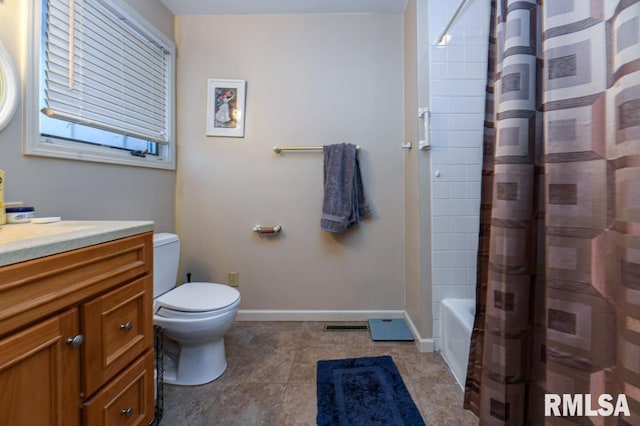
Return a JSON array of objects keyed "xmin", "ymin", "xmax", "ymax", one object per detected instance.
[{"xmin": 215, "ymin": 89, "xmax": 235, "ymax": 126}]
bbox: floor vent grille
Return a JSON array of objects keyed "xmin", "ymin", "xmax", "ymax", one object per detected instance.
[{"xmin": 324, "ymin": 324, "xmax": 369, "ymax": 332}]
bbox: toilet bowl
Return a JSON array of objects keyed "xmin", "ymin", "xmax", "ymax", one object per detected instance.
[{"xmin": 153, "ymin": 233, "xmax": 241, "ymax": 385}]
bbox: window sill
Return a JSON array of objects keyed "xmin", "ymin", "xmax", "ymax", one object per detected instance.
[{"xmin": 24, "ymin": 136, "xmax": 176, "ymax": 171}]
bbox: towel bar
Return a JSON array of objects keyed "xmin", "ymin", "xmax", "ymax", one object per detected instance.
[{"xmin": 273, "ymin": 145, "xmax": 360, "ymax": 153}]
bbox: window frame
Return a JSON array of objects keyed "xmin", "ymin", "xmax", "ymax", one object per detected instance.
[{"xmin": 25, "ymin": 0, "xmax": 177, "ymax": 170}]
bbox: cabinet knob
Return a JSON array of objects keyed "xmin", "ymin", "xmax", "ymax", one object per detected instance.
[
  {"xmin": 120, "ymin": 321, "xmax": 133, "ymax": 332},
  {"xmin": 121, "ymin": 407, "xmax": 135, "ymax": 417},
  {"xmin": 66, "ymin": 334, "xmax": 84, "ymax": 348}
]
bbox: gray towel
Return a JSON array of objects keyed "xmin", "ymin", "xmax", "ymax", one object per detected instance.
[{"xmin": 321, "ymin": 143, "xmax": 370, "ymax": 233}]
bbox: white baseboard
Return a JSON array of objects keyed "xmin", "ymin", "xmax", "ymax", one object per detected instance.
[
  {"xmin": 237, "ymin": 309, "xmax": 406, "ymax": 322},
  {"xmin": 236, "ymin": 309, "xmax": 435, "ymax": 353},
  {"xmin": 403, "ymin": 311, "xmax": 435, "ymax": 353}
]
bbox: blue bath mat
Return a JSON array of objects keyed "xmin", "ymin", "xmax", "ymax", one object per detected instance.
[
  {"xmin": 316, "ymin": 355, "xmax": 425, "ymax": 426},
  {"xmin": 368, "ymin": 319, "xmax": 414, "ymax": 341}
]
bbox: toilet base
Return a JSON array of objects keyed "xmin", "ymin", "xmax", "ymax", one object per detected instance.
[{"xmin": 162, "ymin": 338, "xmax": 228, "ymax": 386}]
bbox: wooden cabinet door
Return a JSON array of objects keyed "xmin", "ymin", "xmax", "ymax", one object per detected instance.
[
  {"xmin": 81, "ymin": 276, "xmax": 153, "ymax": 396},
  {"xmin": 0, "ymin": 309, "xmax": 81, "ymax": 426}
]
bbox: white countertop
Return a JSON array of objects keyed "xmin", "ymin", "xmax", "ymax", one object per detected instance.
[{"xmin": 0, "ymin": 220, "xmax": 154, "ymax": 267}]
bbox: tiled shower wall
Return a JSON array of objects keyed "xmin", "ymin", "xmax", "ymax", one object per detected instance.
[{"xmin": 427, "ymin": 0, "xmax": 491, "ymax": 348}]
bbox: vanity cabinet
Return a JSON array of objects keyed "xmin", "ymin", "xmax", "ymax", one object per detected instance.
[{"xmin": 0, "ymin": 232, "xmax": 154, "ymax": 425}]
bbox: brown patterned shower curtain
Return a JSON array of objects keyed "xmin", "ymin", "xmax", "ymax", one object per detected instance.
[{"xmin": 463, "ymin": 0, "xmax": 640, "ymax": 423}]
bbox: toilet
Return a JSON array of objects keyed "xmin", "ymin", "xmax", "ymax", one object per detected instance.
[{"xmin": 153, "ymin": 233, "xmax": 241, "ymax": 386}]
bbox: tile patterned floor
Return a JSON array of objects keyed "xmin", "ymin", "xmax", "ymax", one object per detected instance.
[{"xmin": 159, "ymin": 321, "xmax": 479, "ymax": 425}]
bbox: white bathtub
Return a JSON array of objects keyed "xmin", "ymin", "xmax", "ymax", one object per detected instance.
[{"xmin": 440, "ymin": 298, "xmax": 475, "ymax": 389}]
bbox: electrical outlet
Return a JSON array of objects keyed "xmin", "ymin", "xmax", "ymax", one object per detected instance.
[{"xmin": 228, "ymin": 272, "xmax": 239, "ymax": 287}]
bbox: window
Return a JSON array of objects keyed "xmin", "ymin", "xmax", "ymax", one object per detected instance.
[{"xmin": 25, "ymin": 0, "xmax": 176, "ymax": 170}]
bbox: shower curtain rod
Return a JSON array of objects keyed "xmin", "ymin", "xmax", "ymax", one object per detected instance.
[{"xmin": 435, "ymin": 0, "xmax": 472, "ymax": 45}]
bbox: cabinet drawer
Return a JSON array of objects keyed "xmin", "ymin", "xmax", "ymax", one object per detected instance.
[
  {"xmin": 0, "ymin": 233, "xmax": 152, "ymax": 338},
  {"xmin": 82, "ymin": 350, "xmax": 154, "ymax": 426},
  {"xmin": 82, "ymin": 276, "xmax": 153, "ymax": 396}
]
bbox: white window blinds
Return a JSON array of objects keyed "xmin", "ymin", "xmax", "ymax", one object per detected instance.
[{"xmin": 43, "ymin": 0, "xmax": 172, "ymax": 145}]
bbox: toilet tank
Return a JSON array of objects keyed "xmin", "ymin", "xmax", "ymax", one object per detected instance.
[{"xmin": 153, "ymin": 233, "xmax": 180, "ymax": 298}]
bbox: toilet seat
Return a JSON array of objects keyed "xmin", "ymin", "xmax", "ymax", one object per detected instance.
[{"xmin": 155, "ymin": 282, "xmax": 240, "ymax": 318}]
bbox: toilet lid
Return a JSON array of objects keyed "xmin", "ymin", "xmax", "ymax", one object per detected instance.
[{"xmin": 155, "ymin": 282, "xmax": 240, "ymax": 312}]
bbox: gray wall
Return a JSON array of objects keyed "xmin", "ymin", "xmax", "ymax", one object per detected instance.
[
  {"xmin": 175, "ymin": 13, "xmax": 406, "ymax": 312},
  {"xmin": 403, "ymin": 0, "xmax": 433, "ymax": 342},
  {"xmin": 0, "ymin": 0, "xmax": 176, "ymax": 232}
]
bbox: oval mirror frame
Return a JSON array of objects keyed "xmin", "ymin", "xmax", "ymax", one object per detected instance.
[{"xmin": 0, "ymin": 40, "xmax": 19, "ymax": 132}]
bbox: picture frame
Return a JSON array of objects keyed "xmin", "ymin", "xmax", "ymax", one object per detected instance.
[{"xmin": 206, "ymin": 79, "xmax": 246, "ymax": 138}]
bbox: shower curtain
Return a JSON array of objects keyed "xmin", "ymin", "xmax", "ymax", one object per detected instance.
[{"xmin": 464, "ymin": 0, "xmax": 640, "ymax": 423}]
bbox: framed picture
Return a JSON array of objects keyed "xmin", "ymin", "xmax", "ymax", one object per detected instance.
[{"xmin": 206, "ymin": 79, "xmax": 246, "ymax": 138}]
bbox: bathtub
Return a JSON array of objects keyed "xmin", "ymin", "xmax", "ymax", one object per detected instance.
[{"xmin": 440, "ymin": 298, "xmax": 475, "ymax": 389}]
